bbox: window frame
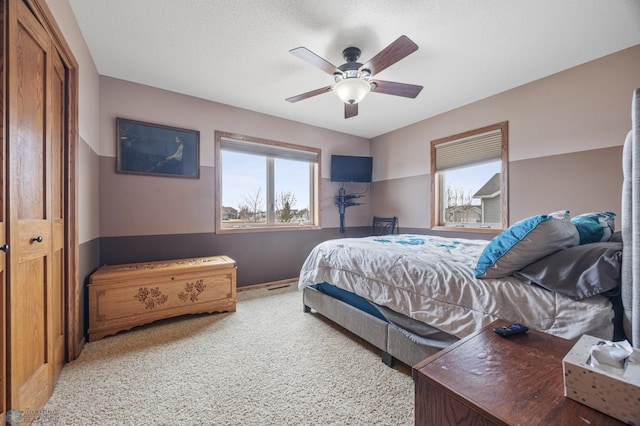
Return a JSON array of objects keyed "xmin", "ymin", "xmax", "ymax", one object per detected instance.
[
  {"xmin": 430, "ymin": 121, "xmax": 509, "ymax": 234},
  {"xmin": 215, "ymin": 131, "xmax": 321, "ymax": 234}
]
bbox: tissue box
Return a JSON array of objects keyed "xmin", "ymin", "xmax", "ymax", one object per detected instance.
[{"xmin": 563, "ymin": 334, "xmax": 640, "ymax": 424}]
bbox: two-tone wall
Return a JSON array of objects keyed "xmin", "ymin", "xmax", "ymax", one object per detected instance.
[
  {"xmin": 96, "ymin": 77, "xmax": 372, "ymax": 287},
  {"xmin": 46, "ymin": 0, "xmax": 640, "ymax": 339},
  {"xmin": 371, "ymin": 45, "xmax": 640, "ymax": 231},
  {"xmin": 98, "ymin": 45, "xmax": 639, "ymax": 287},
  {"xmin": 46, "ymin": 0, "xmax": 101, "ymax": 342}
]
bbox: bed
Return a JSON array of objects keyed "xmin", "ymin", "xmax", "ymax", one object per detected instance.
[{"xmin": 299, "ymin": 88, "xmax": 640, "ymax": 368}]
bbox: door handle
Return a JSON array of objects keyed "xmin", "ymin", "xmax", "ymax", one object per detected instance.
[
  {"xmin": 31, "ymin": 236, "xmax": 43, "ymax": 243},
  {"xmin": 0, "ymin": 244, "xmax": 8, "ymax": 252}
]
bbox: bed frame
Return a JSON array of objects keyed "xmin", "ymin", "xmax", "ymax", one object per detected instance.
[
  {"xmin": 303, "ymin": 285, "xmax": 441, "ymax": 367},
  {"xmin": 304, "ymin": 88, "xmax": 640, "ymax": 367}
]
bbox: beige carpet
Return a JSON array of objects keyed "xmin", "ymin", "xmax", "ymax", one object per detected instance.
[{"xmin": 34, "ymin": 285, "xmax": 414, "ymax": 425}]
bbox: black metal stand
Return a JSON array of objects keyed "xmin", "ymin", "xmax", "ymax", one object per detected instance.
[{"xmin": 336, "ymin": 186, "xmax": 362, "ymax": 233}]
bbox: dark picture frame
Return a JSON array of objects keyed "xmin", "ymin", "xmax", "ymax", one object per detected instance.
[{"xmin": 116, "ymin": 117, "xmax": 200, "ymax": 178}]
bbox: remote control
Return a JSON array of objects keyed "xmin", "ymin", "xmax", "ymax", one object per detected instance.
[{"xmin": 493, "ymin": 323, "xmax": 529, "ymax": 337}]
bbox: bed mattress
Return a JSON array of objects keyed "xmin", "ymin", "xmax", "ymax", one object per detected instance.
[{"xmin": 298, "ymin": 234, "xmax": 614, "ymax": 340}]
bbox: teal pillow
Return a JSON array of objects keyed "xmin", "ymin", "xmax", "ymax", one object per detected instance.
[
  {"xmin": 571, "ymin": 212, "xmax": 616, "ymax": 244},
  {"xmin": 475, "ymin": 210, "xmax": 579, "ymax": 279}
]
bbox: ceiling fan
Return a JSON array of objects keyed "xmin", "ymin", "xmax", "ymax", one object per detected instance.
[{"xmin": 286, "ymin": 35, "xmax": 423, "ymax": 119}]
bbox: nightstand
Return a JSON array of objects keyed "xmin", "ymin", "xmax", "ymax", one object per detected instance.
[{"xmin": 413, "ymin": 319, "xmax": 623, "ymax": 425}]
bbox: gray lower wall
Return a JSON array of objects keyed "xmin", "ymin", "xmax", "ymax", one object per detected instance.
[
  {"xmin": 79, "ymin": 238, "xmax": 100, "ymax": 339},
  {"xmin": 94, "ymin": 225, "xmax": 495, "ymax": 293},
  {"xmin": 83, "ymin": 227, "xmax": 370, "ymax": 336},
  {"xmin": 98, "ymin": 227, "xmax": 370, "ymax": 288},
  {"xmin": 86, "ymin": 228, "xmax": 372, "ymax": 336}
]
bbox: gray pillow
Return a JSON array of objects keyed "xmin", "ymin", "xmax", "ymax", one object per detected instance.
[
  {"xmin": 475, "ymin": 210, "xmax": 579, "ymax": 279},
  {"xmin": 609, "ymin": 231, "xmax": 623, "ymax": 243},
  {"xmin": 514, "ymin": 242, "xmax": 622, "ymax": 300}
]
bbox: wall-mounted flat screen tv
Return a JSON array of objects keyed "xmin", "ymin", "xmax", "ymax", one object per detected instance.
[{"xmin": 330, "ymin": 155, "xmax": 373, "ymax": 183}]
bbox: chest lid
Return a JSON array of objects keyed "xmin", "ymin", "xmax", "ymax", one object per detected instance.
[{"xmin": 89, "ymin": 256, "xmax": 236, "ymax": 284}]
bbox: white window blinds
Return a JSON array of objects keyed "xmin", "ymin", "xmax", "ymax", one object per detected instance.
[
  {"xmin": 434, "ymin": 128, "xmax": 503, "ymax": 172},
  {"xmin": 221, "ymin": 138, "xmax": 318, "ymax": 163}
]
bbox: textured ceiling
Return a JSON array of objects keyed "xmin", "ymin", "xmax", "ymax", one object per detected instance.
[{"xmin": 68, "ymin": 0, "xmax": 640, "ymax": 139}]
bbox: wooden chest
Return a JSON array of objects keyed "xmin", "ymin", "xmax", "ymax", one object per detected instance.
[{"xmin": 88, "ymin": 255, "xmax": 236, "ymax": 341}]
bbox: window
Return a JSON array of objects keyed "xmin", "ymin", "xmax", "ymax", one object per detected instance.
[
  {"xmin": 430, "ymin": 122, "xmax": 508, "ymax": 232},
  {"xmin": 215, "ymin": 131, "xmax": 320, "ymax": 232}
]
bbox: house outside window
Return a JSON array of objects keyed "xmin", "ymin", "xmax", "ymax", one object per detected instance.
[
  {"xmin": 430, "ymin": 122, "xmax": 508, "ymax": 232},
  {"xmin": 215, "ymin": 131, "xmax": 320, "ymax": 233}
]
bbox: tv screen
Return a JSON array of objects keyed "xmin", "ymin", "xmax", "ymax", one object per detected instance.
[{"xmin": 330, "ymin": 155, "xmax": 373, "ymax": 183}]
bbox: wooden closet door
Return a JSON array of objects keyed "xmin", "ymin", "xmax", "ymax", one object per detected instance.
[
  {"xmin": 0, "ymin": 187, "xmax": 5, "ymax": 415},
  {"xmin": 6, "ymin": 0, "xmax": 56, "ymax": 413},
  {"xmin": 50, "ymin": 48, "xmax": 67, "ymax": 386},
  {"xmin": 1, "ymin": 0, "xmax": 7, "ymax": 420}
]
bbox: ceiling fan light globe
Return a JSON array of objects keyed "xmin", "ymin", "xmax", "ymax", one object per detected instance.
[{"xmin": 334, "ymin": 78, "xmax": 371, "ymax": 105}]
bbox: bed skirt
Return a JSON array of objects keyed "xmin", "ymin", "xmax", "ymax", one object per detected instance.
[{"xmin": 303, "ymin": 286, "xmax": 455, "ymax": 367}]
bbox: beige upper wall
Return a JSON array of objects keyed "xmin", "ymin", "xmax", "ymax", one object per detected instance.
[
  {"xmin": 78, "ymin": 137, "xmax": 100, "ymax": 241},
  {"xmin": 98, "ymin": 77, "xmax": 369, "ymax": 176},
  {"xmin": 45, "ymin": 0, "xmax": 100, "ymax": 152},
  {"xmin": 371, "ymin": 45, "xmax": 640, "ymax": 182},
  {"xmin": 98, "ymin": 77, "xmax": 372, "ymax": 236},
  {"xmin": 46, "ymin": 0, "xmax": 101, "ymax": 244}
]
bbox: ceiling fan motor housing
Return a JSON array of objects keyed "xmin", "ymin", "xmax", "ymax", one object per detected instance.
[
  {"xmin": 335, "ymin": 46, "xmax": 371, "ymax": 81},
  {"xmin": 342, "ymin": 46, "xmax": 361, "ymax": 62}
]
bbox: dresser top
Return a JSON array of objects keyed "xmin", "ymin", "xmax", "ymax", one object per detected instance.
[{"xmin": 413, "ymin": 319, "xmax": 623, "ymax": 425}]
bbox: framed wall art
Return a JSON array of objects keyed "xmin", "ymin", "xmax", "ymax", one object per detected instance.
[{"xmin": 116, "ymin": 117, "xmax": 200, "ymax": 178}]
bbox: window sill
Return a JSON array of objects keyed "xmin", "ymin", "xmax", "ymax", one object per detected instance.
[
  {"xmin": 431, "ymin": 226, "xmax": 502, "ymax": 235},
  {"xmin": 216, "ymin": 225, "xmax": 322, "ymax": 234}
]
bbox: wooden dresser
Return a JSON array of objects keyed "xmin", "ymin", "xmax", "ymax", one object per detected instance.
[
  {"xmin": 413, "ymin": 319, "xmax": 623, "ymax": 425},
  {"xmin": 88, "ymin": 256, "xmax": 236, "ymax": 341}
]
